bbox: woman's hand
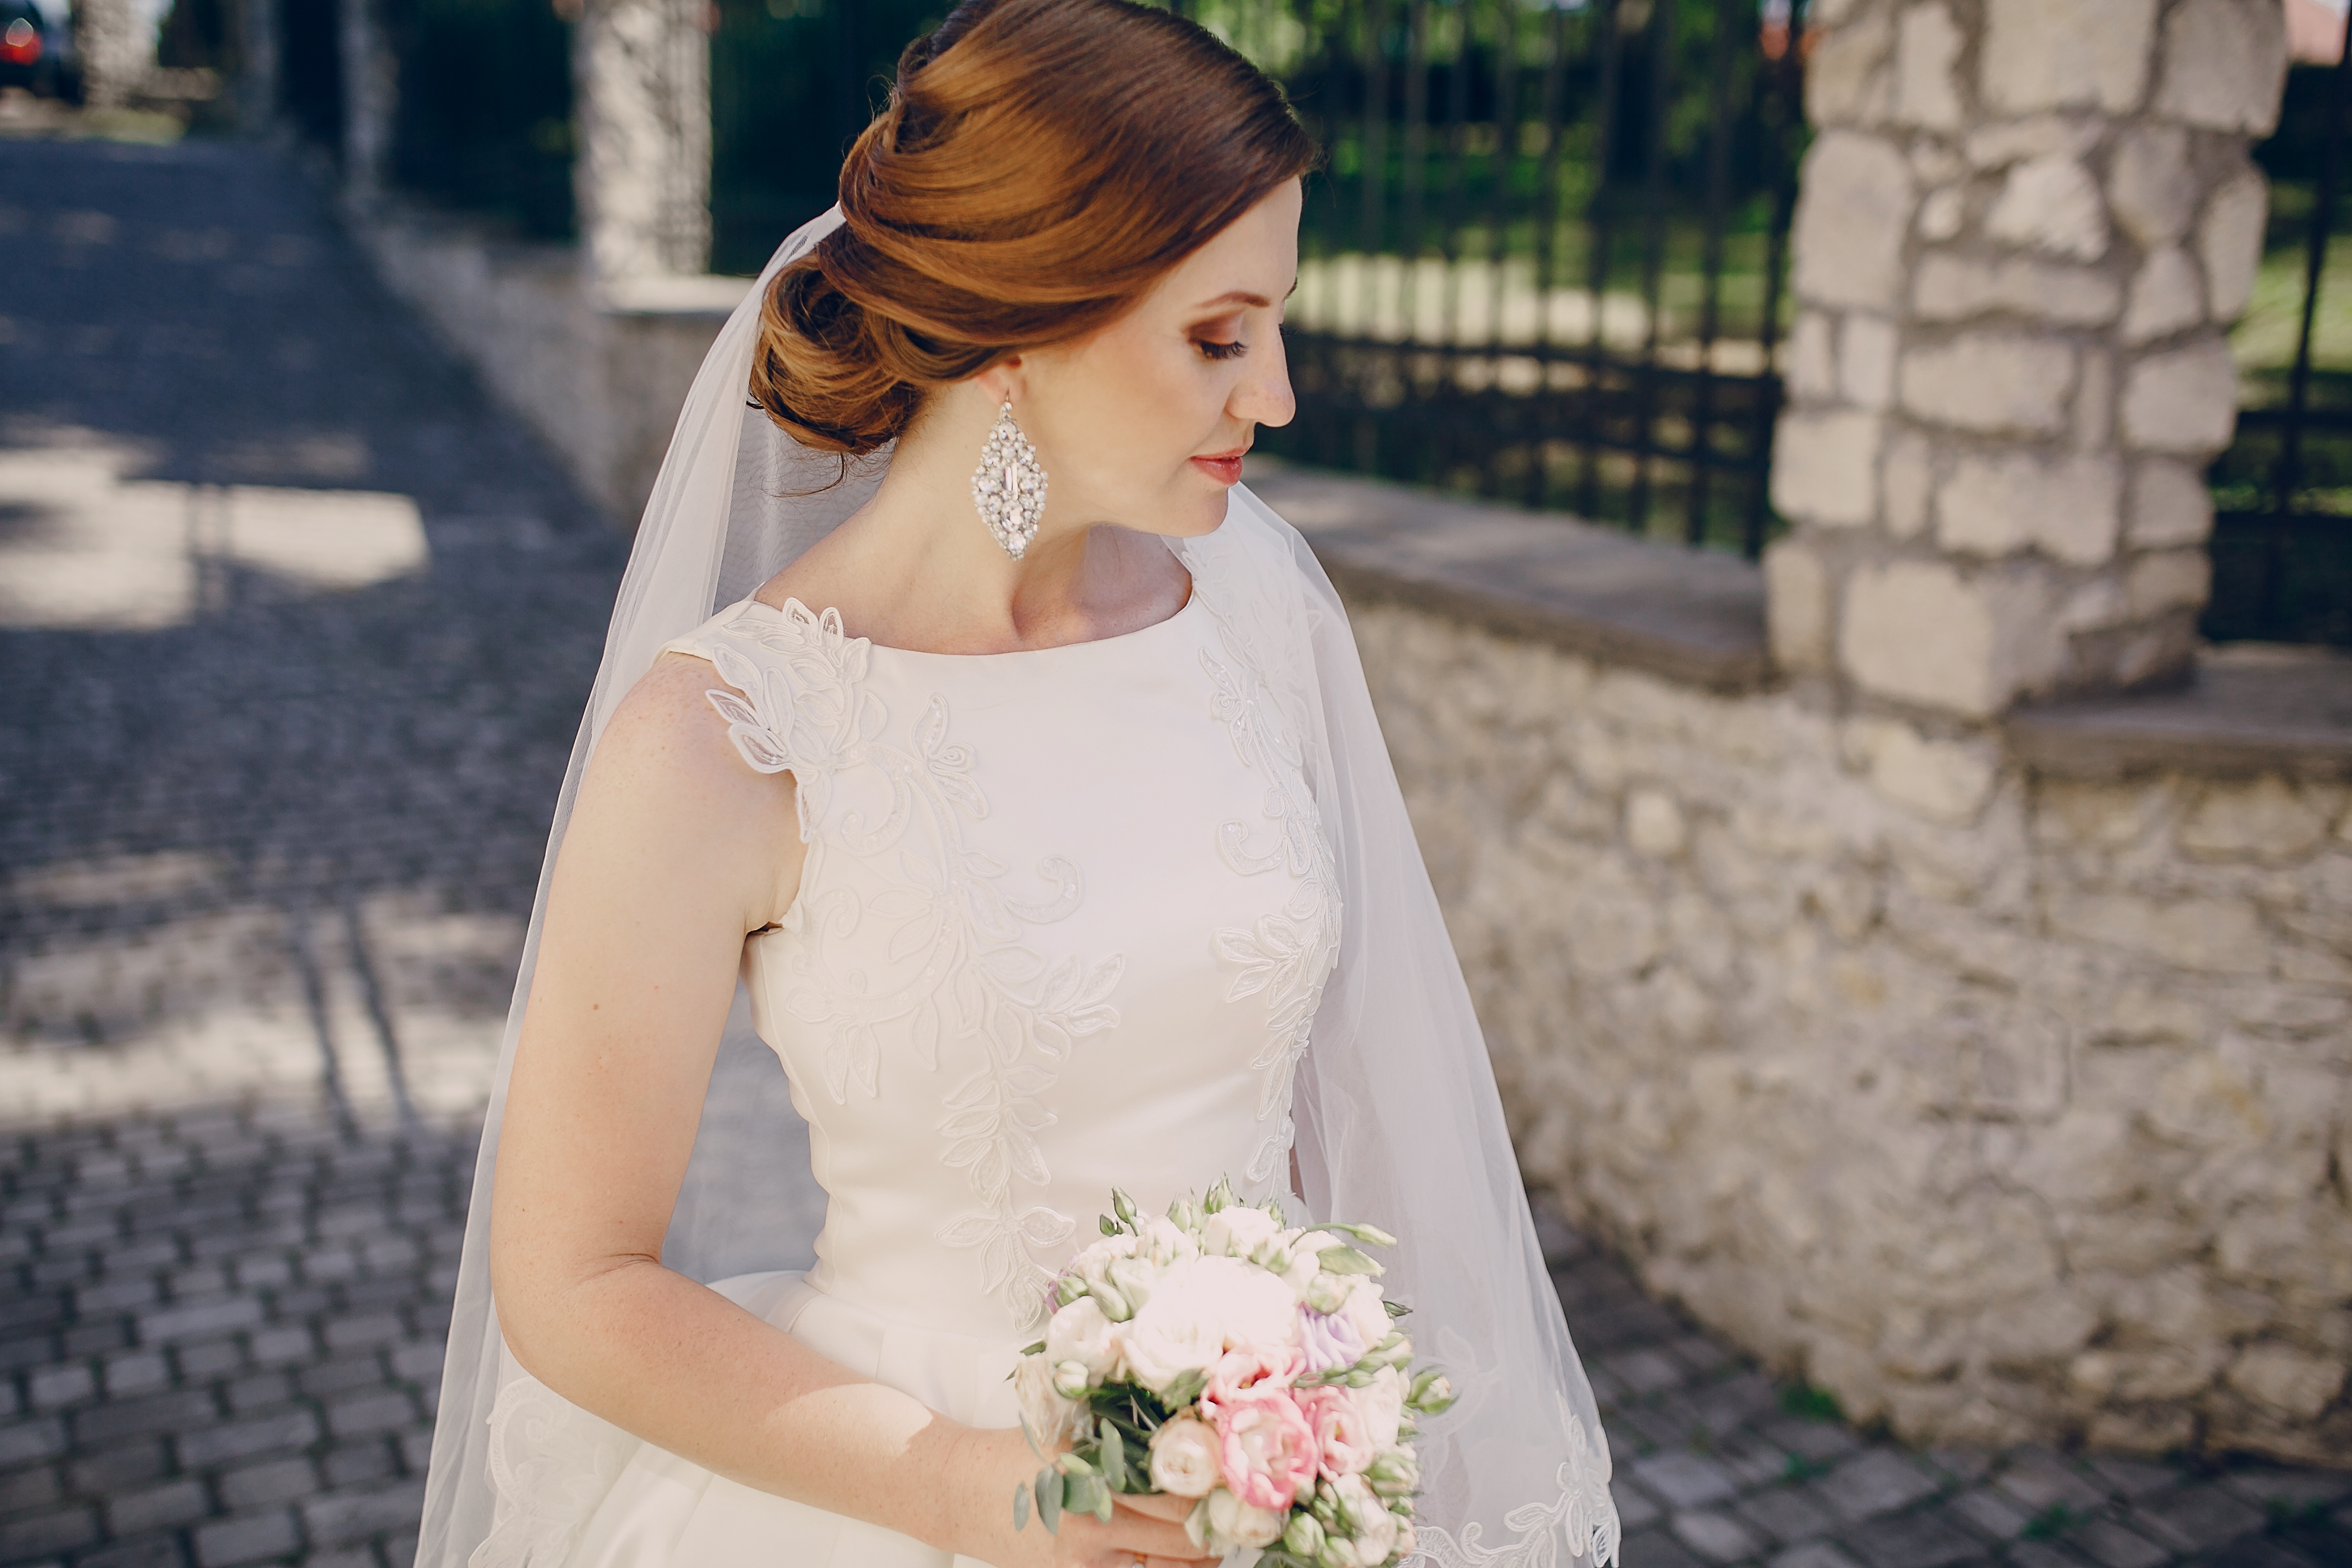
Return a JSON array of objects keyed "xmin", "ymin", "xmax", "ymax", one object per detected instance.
[{"xmin": 944, "ymin": 1426, "xmax": 1220, "ymax": 1568}]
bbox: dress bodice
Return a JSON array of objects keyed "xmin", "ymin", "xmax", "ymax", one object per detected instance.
[{"xmin": 659, "ymin": 579, "xmax": 1340, "ymax": 1341}]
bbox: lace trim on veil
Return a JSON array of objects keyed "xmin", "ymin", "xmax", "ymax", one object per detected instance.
[{"xmin": 1410, "ymin": 1426, "xmax": 1621, "ymax": 1566}]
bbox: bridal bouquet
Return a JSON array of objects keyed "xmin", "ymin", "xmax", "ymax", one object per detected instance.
[{"xmin": 1011, "ymin": 1180, "xmax": 1455, "ymax": 1567}]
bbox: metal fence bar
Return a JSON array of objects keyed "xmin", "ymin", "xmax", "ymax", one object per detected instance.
[
  {"xmin": 1742, "ymin": 0, "xmax": 1806, "ymax": 559},
  {"xmin": 2265, "ymin": 21, "xmax": 2352, "ymax": 630},
  {"xmin": 1573, "ymin": 0, "xmax": 1623, "ymax": 519},
  {"xmin": 1685, "ymin": 0, "xmax": 1742, "ymax": 546},
  {"xmin": 1627, "ymin": 0, "xmax": 1677, "ymax": 533}
]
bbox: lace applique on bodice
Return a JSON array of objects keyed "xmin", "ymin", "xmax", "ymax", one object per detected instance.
[{"xmin": 662, "ymin": 581, "xmax": 1339, "ymax": 1336}]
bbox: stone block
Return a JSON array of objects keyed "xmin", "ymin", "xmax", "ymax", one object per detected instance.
[
  {"xmin": 1883, "ymin": 428, "xmax": 1934, "ymax": 537},
  {"xmin": 1840, "ymin": 315, "xmax": 1899, "ymax": 410},
  {"xmin": 1789, "ymin": 311, "xmax": 1838, "ymax": 402},
  {"xmin": 1766, "ymin": 538, "xmax": 1833, "ymax": 672},
  {"xmin": 2126, "ymin": 549, "xmax": 2214, "ymax": 618},
  {"xmin": 1900, "ymin": 333, "xmax": 2077, "ymax": 434},
  {"xmin": 2047, "ymin": 892, "xmax": 2268, "ymax": 975},
  {"xmin": 1808, "ymin": 6, "xmax": 1895, "ymax": 127},
  {"xmin": 1843, "ymin": 717, "xmax": 1999, "ymax": 823},
  {"xmin": 1912, "ymin": 252, "xmax": 2122, "ymax": 325},
  {"xmin": 1839, "ymin": 559, "xmax": 2062, "ymax": 717},
  {"xmin": 1771, "ymin": 409, "xmax": 1884, "ymax": 527},
  {"xmin": 1627, "ymin": 789, "xmax": 1689, "ymax": 858},
  {"xmin": 2153, "ymin": 0, "xmax": 2290, "ymax": 136},
  {"xmin": 2227, "ymin": 1343, "xmax": 2348, "ymax": 1422},
  {"xmin": 2075, "ymin": 344, "xmax": 2117, "ymax": 450},
  {"xmin": 2177, "ymin": 776, "xmax": 2331, "ymax": 862},
  {"xmin": 2121, "ymin": 249, "xmax": 2207, "ymax": 345},
  {"xmin": 1893, "ymin": 3, "xmax": 1965, "ymax": 130},
  {"xmin": 1936, "ymin": 450, "xmax": 2123, "ymax": 566},
  {"xmin": 1981, "ymin": 0, "xmax": 2157, "ymax": 115},
  {"xmin": 2108, "ymin": 125, "xmax": 2199, "ymax": 248},
  {"xmin": 2199, "ymin": 169, "xmax": 2268, "ymax": 324},
  {"xmin": 1793, "ymin": 133, "xmax": 1917, "ymax": 312},
  {"xmin": 1916, "ymin": 185, "xmax": 1966, "ymax": 242},
  {"xmin": 1986, "ymin": 155, "xmax": 2111, "ymax": 261},
  {"xmin": 2120, "ymin": 340, "xmax": 2240, "ymax": 454}
]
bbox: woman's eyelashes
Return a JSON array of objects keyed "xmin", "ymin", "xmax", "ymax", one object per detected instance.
[{"xmin": 1196, "ymin": 336, "xmax": 1248, "ymax": 362}]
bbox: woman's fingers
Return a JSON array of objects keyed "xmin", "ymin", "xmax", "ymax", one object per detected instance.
[{"xmin": 1111, "ymin": 1492, "xmax": 1196, "ymax": 1524}]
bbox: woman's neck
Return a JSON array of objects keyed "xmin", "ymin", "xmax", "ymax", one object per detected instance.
[{"xmin": 759, "ymin": 387, "xmax": 1190, "ymax": 656}]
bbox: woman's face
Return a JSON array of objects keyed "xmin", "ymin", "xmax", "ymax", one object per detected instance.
[{"xmin": 997, "ymin": 177, "xmax": 1302, "ymax": 540}]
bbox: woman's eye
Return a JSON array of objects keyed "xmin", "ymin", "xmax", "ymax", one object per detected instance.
[{"xmin": 1196, "ymin": 337, "xmax": 1248, "ymax": 362}]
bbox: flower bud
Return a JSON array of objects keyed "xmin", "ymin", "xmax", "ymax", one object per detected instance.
[
  {"xmin": 1318, "ymin": 1538, "xmax": 1362, "ymax": 1568},
  {"xmin": 1166, "ymin": 1193, "xmax": 1202, "ymax": 1232},
  {"xmin": 1305, "ymin": 1274, "xmax": 1351, "ymax": 1315},
  {"xmin": 1051, "ymin": 1360, "xmax": 1090, "ymax": 1399},
  {"xmin": 1111, "ymin": 1187, "xmax": 1139, "ymax": 1231},
  {"xmin": 1104, "ymin": 1257, "xmax": 1156, "ymax": 1314},
  {"xmin": 1087, "ymin": 1278, "xmax": 1133, "ymax": 1323},
  {"xmin": 1204, "ymin": 1176, "xmax": 1235, "ymax": 1214},
  {"xmin": 1408, "ymin": 1370, "xmax": 1454, "ymax": 1411},
  {"xmin": 1053, "ymin": 1274, "xmax": 1087, "ymax": 1308},
  {"xmin": 1284, "ymin": 1512, "xmax": 1327, "ymax": 1557},
  {"xmin": 1367, "ymin": 1449, "xmax": 1420, "ymax": 1496}
]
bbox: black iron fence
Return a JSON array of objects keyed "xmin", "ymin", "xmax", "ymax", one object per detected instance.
[
  {"xmin": 2210, "ymin": 39, "xmax": 2352, "ymax": 647},
  {"xmin": 1195, "ymin": 0, "xmax": 1807, "ymax": 559}
]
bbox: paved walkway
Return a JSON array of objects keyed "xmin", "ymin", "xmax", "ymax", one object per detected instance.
[{"xmin": 0, "ymin": 132, "xmax": 2346, "ymax": 1568}]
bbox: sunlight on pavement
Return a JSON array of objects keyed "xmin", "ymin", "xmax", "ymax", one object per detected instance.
[{"xmin": 0, "ymin": 442, "xmax": 428, "ymax": 631}]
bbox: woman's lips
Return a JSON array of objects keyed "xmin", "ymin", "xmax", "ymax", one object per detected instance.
[{"xmin": 1191, "ymin": 452, "xmax": 1246, "ymax": 486}]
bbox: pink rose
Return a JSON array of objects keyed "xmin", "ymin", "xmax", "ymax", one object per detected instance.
[
  {"xmin": 1199, "ymin": 1343, "xmax": 1305, "ymax": 1419},
  {"xmin": 1295, "ymin": 1385, "xmax": 1379, "ymax": 1479},
  {"xmin": 1212, "ymin": 1386, "xmax": 1322, "ymax": 1511}
]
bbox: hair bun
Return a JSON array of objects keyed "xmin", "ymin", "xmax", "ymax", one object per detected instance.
[{"xmin": 747, "ymin": 0, "xmax": 1317, "ymax": 456}]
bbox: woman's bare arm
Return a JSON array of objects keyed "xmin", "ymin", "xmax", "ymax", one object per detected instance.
[{"xmin": 486, "ymin": 655, "xmax": 1207, "ymax": 1566}]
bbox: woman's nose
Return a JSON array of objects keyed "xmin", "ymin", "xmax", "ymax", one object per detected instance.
[{"xmin": 1231, "ymin": 332, "xmax": 1297, "ymax": 429}]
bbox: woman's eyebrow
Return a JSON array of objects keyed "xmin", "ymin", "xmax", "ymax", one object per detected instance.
[{"xmin": 1191, "ymin": 279, "xmax": 1301, "ymax": 311}]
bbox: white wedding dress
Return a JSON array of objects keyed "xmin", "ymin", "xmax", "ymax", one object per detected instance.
[{"xmin": 482, "ymin": 570, "xmax": 1339, "ymax": 1568}]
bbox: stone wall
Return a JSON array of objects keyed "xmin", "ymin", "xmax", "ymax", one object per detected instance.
[
  {"xmin": 347, "ymin": 203, "xmax": 745, "ymax": 523},
  {"xmin": 1343, "ymin": 598, "xmax": 2350, "ymax": 1467}
]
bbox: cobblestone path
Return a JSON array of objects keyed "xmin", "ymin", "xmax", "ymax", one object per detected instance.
[{"xmin": 1, "ymin": 134, "xmax": 2347, "ymax": 1568}]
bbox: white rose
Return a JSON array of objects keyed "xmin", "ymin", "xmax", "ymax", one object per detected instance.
[
  {"xmin": 1073, "ymin": 1232, "xmax": 1141, "ymax": 1288},
  {"xmin": 1206, "ymin": 1485, "xmax": 1288, "ymax": 1550},
  {"xmin": 1358, "ymin": 1365, "xmax": 1405, "ymax": 1450},
  {"xmin": 1279, "ymin": 1231, "xmax": 1339, "ymax": 1294},
  {"xmin": 1341, "ymin": 1278, "xmax": 1392, "ymax": 1352},
  {"xmin": 1142, "ymin": 1215, "xmax": 1201, "ymax": 1268},
  {"xmin": 1203, "ymin": 1205, "xmax": 1283, "ymax": 1259},
  {"xmin": 1045, "ymin": 1296, "xmax": 1121, "ymax": 1381},
  {"xmin": 1334, "ymin": 1475, "xmax": 1398, "ymax": 1562},
  {"xmin": 1119, "ymin": 1257, "xmax": 1301, "ymax": 1389},
  {"xmin": 1146, "ymin": 1415, "xmax": 1221, "ymax": 1498},
  {"xmin": 1013, "ymin": 1354, "xmax": 1084, "ymax": 1448}
]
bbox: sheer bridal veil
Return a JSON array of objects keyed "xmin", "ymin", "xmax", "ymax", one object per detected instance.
[{"xmin": 415, "ymin": 204, "xmax": 1621, "ymax": 1567}]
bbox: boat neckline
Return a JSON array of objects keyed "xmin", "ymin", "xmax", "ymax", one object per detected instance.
[{"xmin": 732, "ymin": 581, "xmax": 1205, "ymax": 662}]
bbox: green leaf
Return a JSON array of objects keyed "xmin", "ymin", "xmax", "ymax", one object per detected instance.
[
  {"xmin": 1011, "ymin": 1480, "xmax": 1031, "ymax": 1531},
  {"xmin": 1159, "ymin": 1367, "xmax": 1208, "ymax": 1406},
  {"xmin": 1384, "ymin": 1300, "xmax": 1411, "ymax": 1318},
  {"xmin": 1102, "ymin": 1418, "xmax": 1127, "ymax": 1491},
  {"xmin": 1018, "ymin": 1339, "xmax": 1047, "ymax": 1357},
  {"xmin": 1035, "ymin": 1470, "xmax": 1061, "ymax": 1534},
  {"xmin": 1099, "ymin": 1214, "xmax": 1120, "ymax": 1236}
]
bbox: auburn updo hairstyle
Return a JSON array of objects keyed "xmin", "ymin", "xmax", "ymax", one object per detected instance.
[{"xmin": 748, "ymin": 0, "xmax": 1319, "ymax": 456}]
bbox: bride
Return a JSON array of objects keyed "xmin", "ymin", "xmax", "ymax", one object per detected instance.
[{"xmin": 415, "ymin": 2, "xmax": 1620, "ymax": 1565}]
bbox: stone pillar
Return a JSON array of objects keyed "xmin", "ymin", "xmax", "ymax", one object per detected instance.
[
  {"xmin": 72, "ymin": 0, "xmax": 152, "ymax": 109},
  {"xmin": 1764, "ymin": 0, "xmax": 2288, "ymax": 720},
  {"xmin": 339, "ymin": 0, "xmax": 397, "ymax": 205},
  {"xmin": 574, "ymin": 0, "xmax": 712, "ymax": 282},
  {"xmin": 235, "ymin": 0, "xmax": 279, "ymax": 133}
]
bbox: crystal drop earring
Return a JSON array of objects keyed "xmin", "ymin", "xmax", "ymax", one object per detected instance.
[{"xmin": 970, "ymin": 400, "xmax": 1047, "ymax": 559}]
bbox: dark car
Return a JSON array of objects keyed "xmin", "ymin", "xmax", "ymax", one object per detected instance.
[{"xmin": 0, "ymin": 0, "xmax": 78, "ymax": 100}]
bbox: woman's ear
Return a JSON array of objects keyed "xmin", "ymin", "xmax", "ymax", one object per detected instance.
[{"xmin": 969, "ymin": 356, "xmax": 1026, "ymax": 407}]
